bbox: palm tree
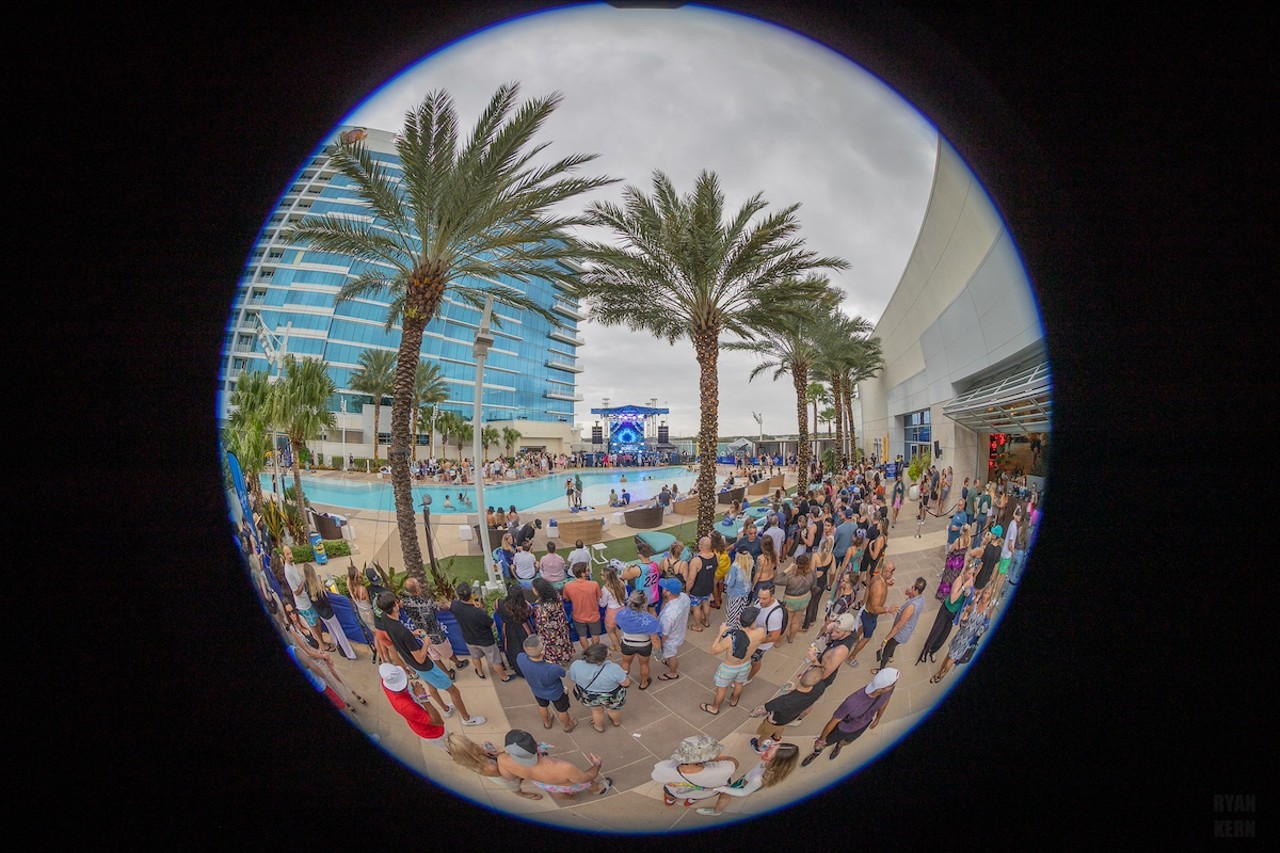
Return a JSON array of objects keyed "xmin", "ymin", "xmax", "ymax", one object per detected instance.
[
  {"xmin": 723, "ymin": 281, "xmax": 841, "ymax": 495},
  {"xmin": 840, "ymin": 336, "xmax": 885, "ymax": 464},
  {"xmin": 480, "ymin": 426, "xmax": 500, "ymax": 462},
  {"xmin": 574, "ymin": 170, "xmax": 847, "ymax": 538},
  {"xmin": 813, "ymin": 311, "xmax": 874, "ymax": 471},
  {"xmin": 225, "ymin": 369, "xmax": 276, "ymax": 510},
  {"xmin": 348, "ymin": 349, "xmax": 396, "ymax": 463},
  {"xmin": 411, "ymin": 360, "xmax": 449, "ymax": 461},
  {"xmin": 819, "ymin": 406, "xmax": 837, "ymax": 436},
  {"xmin": 501, "ymin": 426, "xmax": 522, "ymax": 458},
  {"xmin": 435, "ymin": 411, "xmax": 465, "ymax": 461},
  {"xmin": 452, "ymin": 421, "xmax": 474, "ymax": 462},
  {"xmin": 805, "ymin": 381, "xmax": 830, "ymax": 467},
  {"xmin": 277, "ymin": 355, "xmax": 337, "ymax": 540},
  {"xmin": 284, "ymin": 83, "xmax": 616, "ymax": 578}
]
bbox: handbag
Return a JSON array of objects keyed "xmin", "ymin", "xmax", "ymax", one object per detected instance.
[
  {"xmin": 572, "ymin": 663, "xmax": 607, "ymax": 702},
  {"xmin": 312, "ymin": 588, "xmax": 335, "ymax": 620}
]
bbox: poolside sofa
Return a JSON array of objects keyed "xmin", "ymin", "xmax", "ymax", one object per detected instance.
[{"xmin": 623, "ymin": 504, "xmax": 664, "ymax": 529}]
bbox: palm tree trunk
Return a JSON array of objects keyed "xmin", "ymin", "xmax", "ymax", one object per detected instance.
[
  {"xmin": 832, "ymin": 374, "xmax": 845, "ymax": 471},
  {"xmin": 290, "ymin": 436, "xmax": 308, "ymax": 538},
  {"xmin": 390, "ymin": 283, "xmax": 439, "ymax": 579},
  {"xmin": 693, "ymin": 328, "xmax": 720, "ymax": 540},
  {"xmin": 844, "ymin": 380, "xmax": 856, "ymax": 465},
  {"xmin": 372, "ymin": 402, "xmax": 381, "ymax": 463},
  {"xmin": 793, "ymin": 370, "xmax": 810, "ymax": 494}
]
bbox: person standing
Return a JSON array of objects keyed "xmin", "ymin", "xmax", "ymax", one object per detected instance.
[
  {"xmin": 710, "ymin": 529, "xmax": 731, "ymax": 610},
  {"xmin": 847, "ymin": 553, "xmax": 891, "ymax": 669},
  {"xmin": 531, "ymin": 577, "xmax": 574, "ymax": 667},
  {"xmin": 890, "ymin": 477, "xmax": 906, "ymax": 528},
  {"xmin": 801, "ymin": 668, "xmax": 900, "ymax": 766},
  {"xmin": 746, "ymin": 586, "xmax": 787, "ymax": 683},
  {"xmin": 723, "ymin": 551, "xmax": 753, "ymax": 631},
  {"xmin": 918, "ymin": 564, "xmax": 975, "ymax": 666},
  {"xmin": 656, "ymin": 577, "xmax": 691, "ymax": 681},
  {"xmin": 493, "ymin": 582, "xmax": 535, "ymax": 676},
  {"xmin": 399, "ymin": 576, "xmax": 469, "ymax": 676},
  {"xmin": 376, "ymin": 590, "xmax": 486, "ymax": 726},
  {"xmin": 449, "ymin": 583, "xmax": 512, "ymax": 682},
  {"xmin": 563, "ymin": 563, "xmax": 604, "ymax": 653},
  {"xmin": 973, "ymin": 526, "xmax": 1004, "ymax": 592},
  {"xmin": 874, "ymin": 577, "xmax": 927, "ymax": 672},
  {"xmin": 303, "ymin": 564, "xmax": 356, "ymax": 659},
  {"xmin": 282, "ymin": 546, "xmax": 328, "ymax": 652},
  {"xmin": 496, "ymin": 729, "xmax": 611, "ymax": 801},
  {"xmin": 515, "ymin": 635, "xmax": 579, "ymax": 733},
  {"xmin": 747, "ymin": 664, "xmax": 827, "ymax": 747},
  {"xmin": 378, "ymin": 663, "xmax": 446, "ymax": 751},
  {"xmin": 615, "ymin": 590, "xmax": 663, "ymax": 690},
  {"xmin": 803, "ymin": 533, "xmax": 836, "ymax": 631},
  {"xmin": 568, "ymin": 643, "xmax": 631, "ymax": 732},
  {"xmin": 700, "ymin": 605, "xmax": 765, "ymax": 715},
  {"xmin": 599, "ymin": 562, "xmax": 628, "ymax": 652},
  {"xmin": 831, "ymin": 508, "xmax": 859, "ymax": 577},
  {"xmin": 685, "ymin": 536, "xmax": 717, "ymax": 631}
]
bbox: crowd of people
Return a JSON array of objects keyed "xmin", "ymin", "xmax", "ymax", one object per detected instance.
[{"xmin": 250, "ymin": 457, "xmax": 1040, "ymax": 819}]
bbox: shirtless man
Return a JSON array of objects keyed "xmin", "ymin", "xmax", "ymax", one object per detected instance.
[
  {"xmin": 496, "ymin": 729, "xmax": 612, "ymax": 801},
  {"xmin": 848, "ymin": 556, "xmax": 898, "ymax": 669},
  {"xmin": 699, "ymin": 605, "xmax": 765, "ymax": 715}
]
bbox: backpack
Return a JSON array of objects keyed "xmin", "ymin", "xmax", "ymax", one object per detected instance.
[{"xmin": 762, "ymin": 601, "xmax": 787, "ymax": 638}]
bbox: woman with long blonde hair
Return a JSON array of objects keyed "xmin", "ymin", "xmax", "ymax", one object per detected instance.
[
  {"xmin": 446, "ymin": 733, "xmax": 542, "ymax": 800},
  {"xmin": 693, "ymin": 741, "xmax": 801, "ymax": 817},
  {"xmin": 303, "ymin": 563, "xmax": 355, "ymax": 659},
  {"xmin": 599, "ymin": 563, "xmax": 628, "ymax": 652}
]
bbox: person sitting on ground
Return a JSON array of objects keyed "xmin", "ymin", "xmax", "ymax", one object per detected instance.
[
  {"xmin": 695, "ymin": 740, "xmax": 801, "ymax": 817},
  {"xmin": 446, "ymin": 732, "xmax": 543, "ymax": 800},
  {"xmin": 496, "ymin": 729, "xmax": 611, "ymax": 802},
  {"xmin": 608, "ymin": 489, "xmax": 621, "ymax": 507},
  {"xmin": 620, "ymin": 488, "xmax": 632, "ymax": 505}
]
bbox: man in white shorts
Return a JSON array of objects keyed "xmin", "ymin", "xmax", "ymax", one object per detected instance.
[{"xmin": 655, "ymin": 577, "xmax": 691, "ymax": 681}]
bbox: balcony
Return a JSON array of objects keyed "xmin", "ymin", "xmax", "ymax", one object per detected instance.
[
  {"xmin": 546, "ymin": 357, "xmax": 583, "ymax": 373},
  {"xmin": 549, "ymin": 328, "xmax": 585, "ymax": 346},
  {"xmin": 545, "ymin": 390, "xmax": 584, "ymax": 402},
  {"xmin": 552, "ymin": 301, "xmax": 586, "ymax": 321}
]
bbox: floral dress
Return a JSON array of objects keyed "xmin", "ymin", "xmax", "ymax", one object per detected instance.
[{"xmin": 534, "ymin": 600, "xmax": 574, "ymax": 667}]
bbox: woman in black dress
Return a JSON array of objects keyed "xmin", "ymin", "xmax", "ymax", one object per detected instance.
[{"xmin": 493, "ymin": 583, "xmax": 534, "ymax": 676}]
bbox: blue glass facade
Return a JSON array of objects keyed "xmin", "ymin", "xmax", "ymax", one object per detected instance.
[{"xmin": 217, "ymin": 127, "xmax": 585, "ymax": 429}]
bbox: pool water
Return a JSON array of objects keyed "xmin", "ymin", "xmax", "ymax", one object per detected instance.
[{"xmin": 261, "ymin": 466, "xmax": 701, "ymax": 514}]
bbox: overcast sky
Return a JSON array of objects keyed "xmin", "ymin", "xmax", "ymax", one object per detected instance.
[{"xmin": 346, "ymin": 3, "xmax": 938, "ymax": 440}]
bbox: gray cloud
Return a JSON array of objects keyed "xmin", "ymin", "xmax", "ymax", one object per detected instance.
[{"xmin": 349, "ymin": 4, "xmax": 937, "ymax": 438}]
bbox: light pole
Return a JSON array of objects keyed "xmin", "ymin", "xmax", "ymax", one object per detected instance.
[
  {"xmin": 471, "ymin": 297, "xmax": 498, "ymax": 588},
  {"xmin": 752, "ymin": 411, "xmax": 763, "ymax": 461},
  {"xmin": 340, "ymin": 394, "xmax": 347, "ymax": 473},
  {"xmin": 257, "ymin": 317, "xmax": 293, "ymax": 543}
]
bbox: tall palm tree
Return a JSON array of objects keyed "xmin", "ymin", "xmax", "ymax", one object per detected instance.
[
  {"xmin": 723, "ymin": 281, "xmax": 841, "ymax": 494},
  {"xmin": 348, "ymin": 349, "xmax": 396, "ymax": 463},
  {"xmin": 574, "ymin": 170, "xmax": 847, "ymax": 538},
  {"xmin": 479, "ymin": 426, "xmax": 500, "ymax": 463},
  {"xmin": 840, "ymin": 336, "xmax": 885, "ymax": 464},
  {"xmin": 813, "ymin": 311, "xmax": 874, "ymax": 471},
  {"xmin": 285, "ymin": 83, "xmax": 616, "ymax": 578},
  {"xmin": 225, "ymin": 369, "xmax": 276, "ymax": 509},
  {"xmin": 277, "ymin": 355, "xmax": 337, "ymax": 540},
  {"xmin": 452, "ymin": 421, "xmax": 474, "ymax": 462},
  {"xmin": 502, "ymin": 426, "xmax": 522, "ymax": 458},
  {"xmin": 435, "ymin": 411, "xmax": 464, "ymax": 461},
  {"xmin": 411, "ymin": 360, "xmax": 449, "ymax": 461}
]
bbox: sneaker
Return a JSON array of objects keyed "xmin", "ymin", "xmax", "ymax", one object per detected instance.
[
  {"xmin": 787, "ymin": 718, "xmax": 804, "ymax": 726},
  {"xmin": 442, "ymin": 704, "xmax": 456, "ymax": 718},
  {"xmin": 801, "ymin": 750, "xmax": 822, "ymax": 768},
  {"xmin": 749, "ymin": 737, "xmax": 764, "ymax": 754},
  {"xmin": 848, "ymin": 658, "xmax": 860, "ymax": 668},
  {"xmin": 462, "ymin": 715, "xmax": 487, "ymax": 726}
]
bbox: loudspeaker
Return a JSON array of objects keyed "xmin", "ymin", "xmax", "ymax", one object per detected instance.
[
  {"xmin": 592, "ymin": 425, "xmax": 603, "ymax": 444},
  {"xmin": 933, "ymin": 440, "xmax": 942, "ymax": 459},
  {"xmin": 658, "ymin": 425, "xmax": 669, "ymax": 444}
]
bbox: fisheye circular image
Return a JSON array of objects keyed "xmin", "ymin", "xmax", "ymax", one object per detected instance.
[{"xmin": 217, "ymin": 2, "xmax": 1049, "ymax": 834}]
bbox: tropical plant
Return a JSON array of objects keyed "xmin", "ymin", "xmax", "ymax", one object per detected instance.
[
  {"xmin": 348, "ymin": 348, "xmax": 396, "ymax": 463},
  {"xmin": 224, "ymin": 370, "xmax": 275, "ymax": 507},
  {"xmin": 480, "ymin": 426, "xmax": 500, "ymax": 461},
  {"xmin": 411, "ymin": 360, "xmax": 449, "ymax": 460},
  {"xmin": 501, "ymin": 426, "xmax": 523, "ymax": 456},
  {"xmin": 907, "ymin": 450, "xmax": 932, "ymax": 483},
  {"xmin": 452, "ymin": 421, "xmax": 474, "ymax": 461},
  {"xmin": 574, "ymin": 170, "xmax": 847, "ymax": 538},
  {"xmin": 723, "ymin": 282, "xmax": 842, "ymax": 496},
  {"xmin": 435, "ymin": 411, "xmax": 466, "ymax": 461},
  {"xmin": 812, "ymin": 311, "xmax": 875, "ymax": 470},
  {"xmin": 283, "ymin": 83, "xmax": 616, "ymax": 579},
  {"xmin": 277, "ymin": 355, "xmax": 337, "ymax": 539},
  {"xmin": 819, "ymin": 406, "xmax": 837, "ymax": 436}
]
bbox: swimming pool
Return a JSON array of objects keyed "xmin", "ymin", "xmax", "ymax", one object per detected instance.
[{"xmin": 261, "ymin": 466, "xmax": 701, "ymax": 513}]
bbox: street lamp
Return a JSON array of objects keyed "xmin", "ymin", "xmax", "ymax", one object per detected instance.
[
  {"xmin": 471, "ymin": 297, "xmax": 498, "ymax": 588},
  {"xmin": 340, "ymin": 394, "xmax": 347, "ymax": 473}
]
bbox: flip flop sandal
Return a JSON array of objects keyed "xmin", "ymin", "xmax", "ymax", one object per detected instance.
[
  {"xmin": 699, "ymin": 703, "xmax": 719, "ymax": 715},
  {"xmin": 658, "ymin": 673, "xmax": 680, "ymax": 680},
  {"xmin": 638, "ymin": 679, "xmax": 651, "ymax": 690}
]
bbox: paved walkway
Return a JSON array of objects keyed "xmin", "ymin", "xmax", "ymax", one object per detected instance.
[{"xmin": 293, "ymin": 467, "xmax": 994, "ymax": 832}]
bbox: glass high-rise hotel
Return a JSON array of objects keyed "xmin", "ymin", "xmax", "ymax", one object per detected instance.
[{"xmin": 218, "ymin": 126, "xmax": 586, "ymax": 460}]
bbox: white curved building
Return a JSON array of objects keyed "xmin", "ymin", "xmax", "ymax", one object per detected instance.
[{"xmin": 857, "ymin": 138, "xmax": 1050, "ymax": 486}]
